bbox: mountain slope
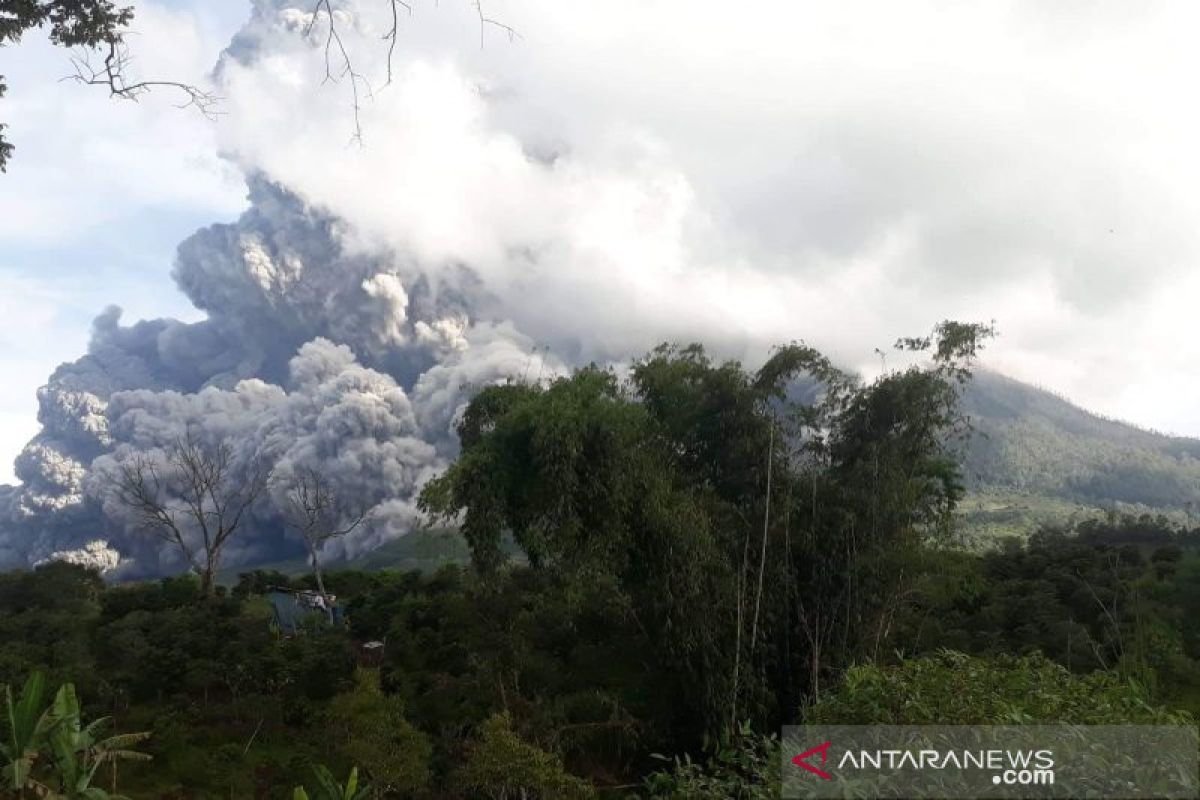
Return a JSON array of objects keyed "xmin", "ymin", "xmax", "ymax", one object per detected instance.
[{"xmin": 956, "ymin": 370, "xmax": 1200, "ymax": 538}]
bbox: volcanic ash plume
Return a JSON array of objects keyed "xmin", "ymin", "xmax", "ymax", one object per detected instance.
[
  {"xmin": 0, "ymin": 171, "xmax": 564, "ymax": 575},
  {"xmin": 0, "ymin": 0, "xmax": 746, "ymax": 576}
]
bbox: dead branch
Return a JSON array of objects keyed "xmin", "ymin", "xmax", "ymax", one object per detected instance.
[
  {"xmin": 62, "ymin": 40, "xmax": 220, "ymax": 119},
  {"xmin": 472, "ymin": 0, "xmax": 520, "ymax": 48},
  {"xmin": 382, "ymin": 0, "xmax": 412, "ymax": 86},
  {"xmin": 304, "ymin": 0, "xmax": 375, "ymax": 144}
]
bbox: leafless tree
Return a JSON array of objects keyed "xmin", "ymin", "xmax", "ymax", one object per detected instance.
[
  {"xmin": 109, "ymin": 431, "xmax": 267, "ymax": 596},
  {"xmin": 276, "ymin": 467, "xmax": 369, "ymax": 602}
]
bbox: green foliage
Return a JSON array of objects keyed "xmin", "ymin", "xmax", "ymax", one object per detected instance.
[
  {"xmin": 809, "ymin": 649, "xmax": 1190, "ymax": 725},
  {"xmin": 451, "ymin": 712, "xmax": 593, "ymax": 800},
  {"xmin": 422, "ymin": 322, "xmax": 993, "ymax": 737},
  {"xmin": 641, "ymin": 723, "xmax": 780, "ymax": 799},
  {"xmin": 891, "ymin": 515, "xmax": 1200, "ymax": 713},
  {"xmin": 326, "ymin": 669, "xmax": 430, "ymax": 795},
  {"xmin": 1, "ymin": 671, "xmax": 53, "ymax": 791},
  {"xmin": 6, "ymin": 327, "xmax": 1198, "ymax": 797},
  {"xmin": 293, "ymin": 765, "xmax": 369, "ymax": 800},
  {"xmin": 1, "ymin": 672, "xmax": 149, "ymax": 799},
  {"xmin": 40, "ymin": 682, "xmax": 151, "ymax": 799},
  {"xmin": 0, "ymin": 563, "xmax": 102, "ymax": 694},
  {"xmin": 0, "ymin": 0, "xmax": 135, "ymax": 171},
  {"xmin": 369, "ymin": 565, "xmax": 659, "ymax": 784}
]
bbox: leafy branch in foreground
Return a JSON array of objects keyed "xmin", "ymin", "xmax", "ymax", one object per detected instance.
[{"xmin": 0, "ymin": 0, "xmax": 212, "ymax": 171}]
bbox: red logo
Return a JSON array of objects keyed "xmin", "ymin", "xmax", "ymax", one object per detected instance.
[{"xmin": 792, "ymin": 741, "xmax": 833, "ymax": 780}]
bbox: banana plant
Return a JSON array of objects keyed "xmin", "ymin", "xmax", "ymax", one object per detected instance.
[
  {"xmin": 1, "ymin": 671, "xmax": 56, "ymax": 795},
  {"xmin": 293, "ymin": 765, "xmax": 371, "ymax": 800},
  {"xmin": 42, "ymin": 683, "xmax": 151, "ymax": 800}
]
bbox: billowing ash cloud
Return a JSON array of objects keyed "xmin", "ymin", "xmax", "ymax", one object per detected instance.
[
  {"xmin": 0, "ymin": 163, "xmax": 563, "ymax": 574},
  {"xmin": 8, "ymin": 0, "xmax": 1199, "ymax": 574},
  {"xmin": 1, "ymin": 0, "xmax": 829, "ymax": 575}
]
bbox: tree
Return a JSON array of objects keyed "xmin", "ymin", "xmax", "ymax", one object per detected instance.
[
  {"xmin": 0, "ymin": 0, "xmax": 214, "ymax": 172},
  {"xmin": 1, "ymin": 672, "xmax": 149, "ymax": 799},
  {"xmin": 107, "ymin": 431, "xmax": 267, "ymax": 596},
  {"xmin": 40, "ymin": 683, "xmax": 150, "ymax": 799},
  {"xmin": 421, "ymin": 321, "xmax": 996, "ymax": 738},
  {"xmin": 275, "ymin": 468, "xmax": 368, "ymax": 604}
]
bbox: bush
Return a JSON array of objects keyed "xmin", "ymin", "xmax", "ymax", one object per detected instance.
[
  {"xmin": 808, "ymin": 650, "xmax": 1192, "ymax": 724},
  {"xmin": 451, "ymin": 712, "xmax": 593, "ymax": 799}
]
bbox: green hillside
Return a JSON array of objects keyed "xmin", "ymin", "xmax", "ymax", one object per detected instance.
[
  {"xmin": 218, "ymin": 527, "xmax": 472, "ymax": 583},
  {"xmin": 956, "ymin": 370, "xmax": 1200, "ymax": 539}
]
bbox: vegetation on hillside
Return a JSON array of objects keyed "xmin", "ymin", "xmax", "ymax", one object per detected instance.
[{"xmin": 960, "ymin": 371, "xmax": 1200, "ymax": 516}]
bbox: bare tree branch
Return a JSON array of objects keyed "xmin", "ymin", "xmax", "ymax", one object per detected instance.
[
  {"xmin": 471, "ymin": 0, "xmax": 519, "ymax": 48},
  {"xmin": 382, "ymin": 0, "xmax": 412, "ymax": 86},
  {"xmin": 276, "ymin": 466, "xmax": 369, "ymax": 602},
  {"xmin": 61, "ymin": 40, "xmax": 220, "ymax": 119},
  {"xmin": 302, "ymin": 0, "xmax": 518, "ymax": 143},
  {"xmin": 304, "ymin": 0, "xmax": 374, "ymax": 144},
  {"xmin": 5, "ymin": 0, "xmax": 517, "ymax": 171}
]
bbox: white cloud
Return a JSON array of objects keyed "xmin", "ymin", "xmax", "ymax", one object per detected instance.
[
  {"xmin": 205, "ymin": 0, "xmax": 1200, "ymax": 434},
  {"xmin": 0, "ymin": 1, "xmax": 244, "ymax": 244}
]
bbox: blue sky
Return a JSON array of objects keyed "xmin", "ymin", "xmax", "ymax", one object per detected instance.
[{"xmin": 0, "ymin": 0, "xmax": 247, "ymax": 481}]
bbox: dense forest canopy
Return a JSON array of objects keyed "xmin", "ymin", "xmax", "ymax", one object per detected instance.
[{"xmin": 5, "ymin": 323, "xmax": 1198, "ymax": 797}]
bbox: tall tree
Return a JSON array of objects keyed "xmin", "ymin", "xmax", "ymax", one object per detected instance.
[
  {"xmin": 421, "ymin": 321, "xmax": 995, "ymax": 737},
  {"xmin": 275, "ymin": 467, "xmax": 368, "ymax": 603},
  {"xmin": 108, "ymin": 431, "xmax": 267, "ymax": 596}
]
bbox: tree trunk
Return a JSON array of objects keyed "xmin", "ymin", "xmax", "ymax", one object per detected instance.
[{"xmin": 310, "ymin": 545, "xmax": 330, "ymax": 605}]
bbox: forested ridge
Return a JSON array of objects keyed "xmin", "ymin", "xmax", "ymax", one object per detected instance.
[
  {"xmin": 2, "ymin": 323, "xmax": 1198, "ymax": 798},
  {"xmin": 961, "ymin": 371, "xmax": 1200, "ymax": 510}
]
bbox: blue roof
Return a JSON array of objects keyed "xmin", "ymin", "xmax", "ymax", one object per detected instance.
[{"xmin": 267, "ymin": 588, "xmax": 344, "ymax": 633}]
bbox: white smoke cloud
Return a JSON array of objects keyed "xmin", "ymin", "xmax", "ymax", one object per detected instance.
[
  {"xmin": 34, "ymin": 540, "xmax": 123, "ymax": 574},
  {"xmin": 210, "ymin": 0, "xmax": 1200, "ymax": 415}
]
